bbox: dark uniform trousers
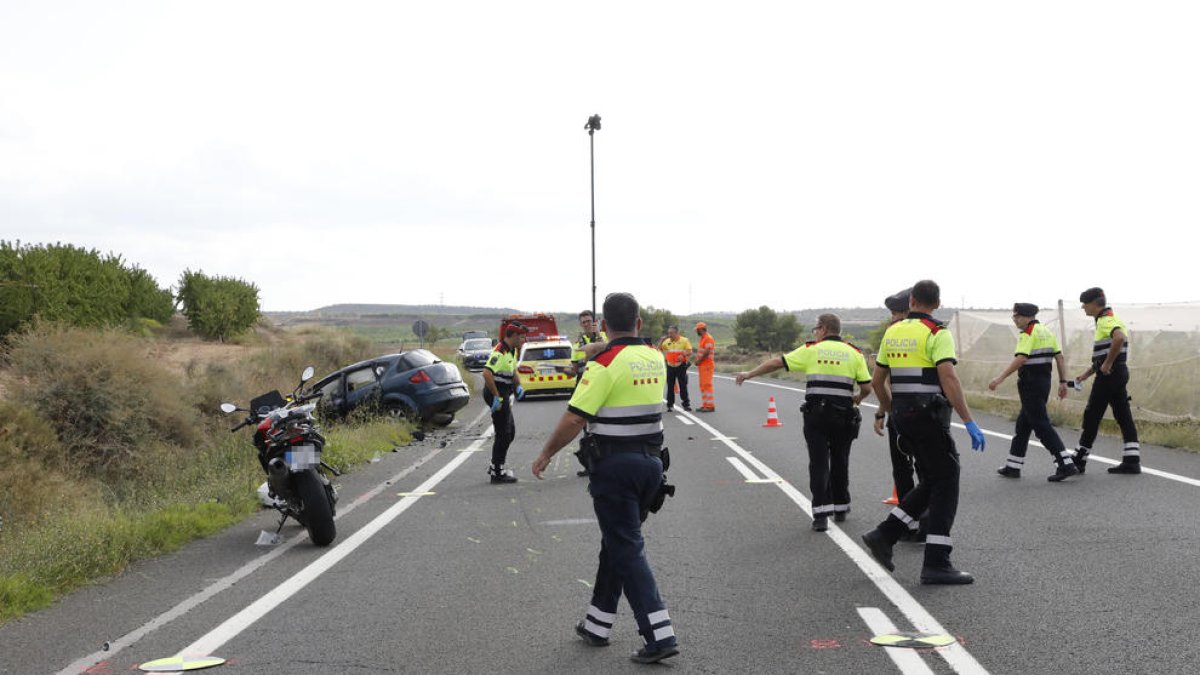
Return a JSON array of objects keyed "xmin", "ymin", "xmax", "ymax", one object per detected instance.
[
  {"xmin": 1011, "ymin": 372, "xmax": 1068, "ymax": 462},
  {"xmin": 665, "ymin": 365, "xmax": 690, "ymax": 409},
  {"xmin": 1079, "ymin": 365, "xmax": 1139, "ymax": 461},
  {"xmin": 879, "ymin": 396, "xmax": 960, "ymax": 566},
  {"xmin": 587, "ymin": 446, "xmax": 676, "ymax": 649},
  {"xmin": 887, "ymin": 416, "xmax": 926, "ymax": 534},
  {"xmin": 483, "ymin": 389, "xmax": 515, "ymax": 468},
  {"xmin": 801, "ymin": 400, "xmax": 857, "ymax": 517}
]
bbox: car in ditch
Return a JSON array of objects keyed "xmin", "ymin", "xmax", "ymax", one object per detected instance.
[{"xmin": 311, "ymin": 350, "xmax": 469, "ymax": 425}]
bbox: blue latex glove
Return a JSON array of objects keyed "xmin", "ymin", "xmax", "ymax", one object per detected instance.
[
  {"xmin": 516, "ymin": 385, "xmax": 525, "ymax": 401},
  {"xmin": 965, "ymin": 421, "xmax": 986, "ymax": 451},
  {"xmin": 490, "ymin": 396, "xmax": 503, "ymax": 413}
]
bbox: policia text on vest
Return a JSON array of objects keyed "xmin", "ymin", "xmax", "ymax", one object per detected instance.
[
  {"xmin": 735, "ymin": 313, "xmax": 872, "ymax": 533},
  {"xmin": 533, "ymin": 292, "xmax": 681, "ymax": 665}
]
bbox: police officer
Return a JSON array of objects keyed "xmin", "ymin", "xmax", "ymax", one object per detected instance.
[
  {"xmin": 659, "ymin": 325, "xmax": 692, "ymax": 412},
  {"xmin": 988, "ymin": 303, "xmax": 1078, "ymax": 481},
  {"xmin": 736, "ymin": 313, "xmax": 872, "ymax": 531},
  {"xmin": 878, "ymin": 287, "xmax": 924, "ymax": 540},
  {"xmin": 1073, "ymin": 287, "xmax": 1141, "ymax": 474},
  {"xmin": 860, "ymin": 280, "xmax": 986, "ymax": 585},
  {"xmin": 569, "ymin": 309, "xmax": 607, "ymax": 477},
  {"xmin": 482, "ymin": 322, "xmax": 527, "ymax": 484},
  {"xmin": 533, "ymin": 292, "xmax": 680, "ymax": 665}
]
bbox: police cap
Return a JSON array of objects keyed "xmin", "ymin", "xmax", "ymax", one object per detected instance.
[
  {"xmin": 1079, "ymin": 287, "xmax": 1105, "ymax": 304},
  {"xmin": 1012, "ymin": 302, "xmax": 1039, "ymax": 317},
  {"xmin": 884, "ymin": 288, "xmax": 912, "ymax": 314}
]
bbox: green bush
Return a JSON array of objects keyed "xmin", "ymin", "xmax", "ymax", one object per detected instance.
[
  {"xmin": 8, "ymin": 323, "xmax": 204, "ymax": 475},
  {"xmin": 734, "ymin": 306, "xmax": 803, "ymax": 351},
  {"xmin": 176, "ymin": 270, "xmax": 260, "ymax": 342},
  {"xmin": 0, "ymin": 241, "xmax": 174, "ymax": 338},
  {"xmin": 0, "ymin": 400, "xmax": 95, "ymax": 529}
]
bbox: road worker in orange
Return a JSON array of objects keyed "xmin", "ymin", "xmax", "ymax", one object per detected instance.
[
  {"xmin": 659, "ymin": 325, "xmax": 692, "ymax": 412},
  {"xmin": 694, "ymin": 322, "xmax": 717, "ymax": 412}
]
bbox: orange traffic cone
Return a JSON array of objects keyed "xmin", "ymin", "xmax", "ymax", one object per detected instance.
[
  {"xmin": 762, "ymin": 396, "xmax": 784, "ymax": 427},
  {"xmin": 882, "ymin": 486, "xmax": 899, "ymax": 505}
]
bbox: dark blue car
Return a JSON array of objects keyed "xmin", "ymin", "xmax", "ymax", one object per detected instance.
[{"xmin": 312, "ymin": 350, "xmax": 469, "ymax": 425}]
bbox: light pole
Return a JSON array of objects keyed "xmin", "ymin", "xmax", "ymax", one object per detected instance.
[{"xmin": 585, "ymin": 114, "xmax": 601, "ymax": 317}]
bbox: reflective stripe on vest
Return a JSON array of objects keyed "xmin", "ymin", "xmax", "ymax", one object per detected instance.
[
  {"xmin": 889, "ymin": 367, "xmax": 942, "ymax": 394},
  {"xmin": 805, "ymin": 373, "xmax": 855, "ymax": 398}
]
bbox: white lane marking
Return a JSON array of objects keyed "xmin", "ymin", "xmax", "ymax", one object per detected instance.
[
  {"xmin": 675, "ymin": 414, "xmax": 695, "ymax": 425},
  {"xmin": 725, "ymin": 456, "xmax": 766, "ymax": 482},
  {"xmin": 175, "ymin": 427, "xmax": 493, "ymax": 657},
  {"xmin": 715, "ymin": 374, "xmax": 1200, "ymax": 487},
  {"xmin": 55, "ymin": 409, "xmax": 491, "ymax": 675},
  {"xmin": 680, "ymin": 409, "xmax": 990, "ymax": 675},
  {"xmin": 857, "ymin": 608, "xmax": 937, "ymax": 675}
]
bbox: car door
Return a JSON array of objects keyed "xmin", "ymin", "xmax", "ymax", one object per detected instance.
[
  {"xmin": 343, "ymin": 364, "xmax": 383, "ymax": 412},
  {"xmin": 315, "ymin": 375, "xmax": 348, "ymax": 416}
]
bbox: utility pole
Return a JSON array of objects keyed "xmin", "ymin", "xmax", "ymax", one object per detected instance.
[{"xmin": 585, "ymin": 114, "xmax": 601, "ymax": 317}]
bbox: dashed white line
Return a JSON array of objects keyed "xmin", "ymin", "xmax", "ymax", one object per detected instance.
[{"xmin": 682, "ymin": 408, "xmax": 990, "ymax": 675}]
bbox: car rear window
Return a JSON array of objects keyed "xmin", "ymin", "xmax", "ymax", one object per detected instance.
[
  {"xmin": 398, "ymin": 350, "xmax": 439, "ymax": 370},
  {"xmin": 523, "ymin": 346, "xmax": 572, "ymax": 361}
]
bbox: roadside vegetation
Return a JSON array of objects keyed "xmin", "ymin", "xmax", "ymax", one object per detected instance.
[{"xmin": 0, "ymin": 321, "xmax": 420, "ymax": 623}]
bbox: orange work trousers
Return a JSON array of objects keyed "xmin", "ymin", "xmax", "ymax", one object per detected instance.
[{"xmin": 698, "ymin": 361, "xmax": 715, "ymax": 409}]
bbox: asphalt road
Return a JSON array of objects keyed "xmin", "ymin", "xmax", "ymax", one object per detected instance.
[{"xmin": 4, "ymin": 371, "xmax": 1199, "ymax": 674}]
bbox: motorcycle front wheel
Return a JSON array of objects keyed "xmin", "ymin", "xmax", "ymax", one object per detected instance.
[{"xmin": 294, "ymin": 469, "xmax": 336, "ymax": 546}]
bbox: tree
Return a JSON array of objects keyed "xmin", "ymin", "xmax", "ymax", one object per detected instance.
[
  {"xmin": 734, "ymin": 306, "xmax": 804, "ymax": 351},
  {"xmin": 639, "ymin": 306, "xmax": 678, "ymax": 343},
  {"xmin": 864, "ymin": 319, "xmax": 892, "ymax": 353},
  {"xmin": 176, "ymin": 270, "xmax": 260, "ymax": 341}
]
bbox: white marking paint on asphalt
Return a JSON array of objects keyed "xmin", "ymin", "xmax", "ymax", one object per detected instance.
[
  {"xmin": 715, "ymin": 374, "xmax": 1200, "ymax": 488},
  {"xmin": 681, "ymin": 409, "xmax": 990, "ymax": 675},
  {"xmin": 725, "ymin": 456, "xmax": 765, "ymax": 482},
  {"xmin": 55, "ymin": 409, "xmax": 491, "ymax": 675},
  {"xmin": 675, "ymin": 414, "xmax": 695, "ymax": 425},
  {"xmin": 857, "ymin": 607, "xmax": 937, "ymax": 675},
  {"xmin": 175, "ymin": 427, "xmax": 494, "ymax": 658}
]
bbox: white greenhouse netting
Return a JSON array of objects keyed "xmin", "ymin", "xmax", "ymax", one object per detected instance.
[{"xmin": 949, "ymin": 302, "xmax": 1200, "ymax": 422}]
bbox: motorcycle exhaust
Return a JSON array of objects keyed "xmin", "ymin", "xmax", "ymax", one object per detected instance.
[{"xmin": 267, "ymin": 458, "xmax": 292, "ymax": 499}]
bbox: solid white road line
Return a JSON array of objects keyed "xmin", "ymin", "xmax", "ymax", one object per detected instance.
[
  {"xmin": 175, "ymin": 427, "xmax": 493, "ymax": 658},
  {"xmin": 681, "ymin": 409, "xmax": 990, "ymax": 675},
  {"xmin": 715, "ymin": 374, "xmax": 1200, "ymax": 488},
  {"xmin": 55, "ymin": 409, "xmax": 491, "ymax": 675},
  {"xmin": 675, "ymin": 414, "xmax": 695, "ymax": 425},
  {"xmin": 856, "ymin": 607, "xmax": 937, "ymax": 675}
]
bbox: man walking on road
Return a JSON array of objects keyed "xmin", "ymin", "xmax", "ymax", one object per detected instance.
[
  {"xmin": 533, "ymin": 292, "xmax": 680, "ymax": 664},
  {"xmin": 735, "ymin": 314, "xmax": 872, "ymax": 531},
  {"xmin": 694, "ymin": 322, "xmax": 717, "ymax": 412},
  {"xmin": 482, "ymin": 323, "xmax": 527, "ymax": 484},
  {"xmin": 1073, "ymin": 287, "xmax": 1141, "ymax": 475},
  {"xmin": 878, "ymin": 287, "xmax": 923, "ymax": 539},
  {"xmin": 659, "ymin": 325, "xmax": 692, "ymax": 412},
  {"xmin": 861, "ymin": 280, "xmax": 987, "ymax": 585},
  {"xmin": 988, "ymin": 303, "xmax": 1078, "ymax": 482}
]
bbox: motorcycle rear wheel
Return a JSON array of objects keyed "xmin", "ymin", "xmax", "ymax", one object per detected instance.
[{"xmin": 294, "ymin": 469, "xmax": 336, "ymax": 546}]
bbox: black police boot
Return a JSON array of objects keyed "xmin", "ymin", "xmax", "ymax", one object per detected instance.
[
  {"xmin": 682, "ymin": 402, "xmax": 692, "ymax": 412},
  {"xmin": 575, "ymin": 621, "xmax": 609, "ymax": 647},
  {"xmin": 834, "ymin": 508, "xmax": 849, "ymax": 523},
  {"xmin": 861, "ymin": 528, "xmax": 895, "ymax": 572},
  {"xmin": 1073, "ymin": 447, "xmax": 1089, "ymax": 474},
  {"xmin": 1047, "ymin": 463, "xmax": 1080, "ymax": 482},
  {"xmin": 489, "ymin": 465, "xmax": 518, "ymax": 484},
  {"xmin": 1108, "ymin": 462, "xmax": 1142, "ymax": 475},
  {"xmin": 812, "ymin": 516, "xmax": 828, "ymax": 532},
  {"xmin": 920, "ymin": 564, "xmax": 975, "ymax": 585},
  {"xmin": 921, "ymin": 545, "xmax": 973, "ymax": 584},
  {"xmin": 630, "ymin": 643, "xmax": 680, "ymax": 664},
  {"xmin": 996, "ymin": 466, "xmax": 1021, "ymax": 478}
]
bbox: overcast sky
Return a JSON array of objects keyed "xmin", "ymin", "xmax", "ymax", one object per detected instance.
[{"xmin": 3, "ymin": 2, "xmax": 1197, "ymax": 314}]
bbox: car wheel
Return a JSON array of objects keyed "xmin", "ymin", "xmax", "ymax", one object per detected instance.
[
  {"xmin": 430, "ymin": 413, "xmax": 455, "ymax": 427},
  {"xmin": 384, "ymin": 402, "xmax": 417, "ymax": 422}
]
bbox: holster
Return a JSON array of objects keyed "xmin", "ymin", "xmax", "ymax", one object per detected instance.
[
  {"xmin": 643, "ymin": 447, "xmax": 675, "ymax": 521},
  {"xmin": 892, "ymin": 394, "xmax": 951, "ymax": 431}
]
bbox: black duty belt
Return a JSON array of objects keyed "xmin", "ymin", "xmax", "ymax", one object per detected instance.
[{"xmin": 594, "ymin": 441, "xmax": 662, "ymax": 460}]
